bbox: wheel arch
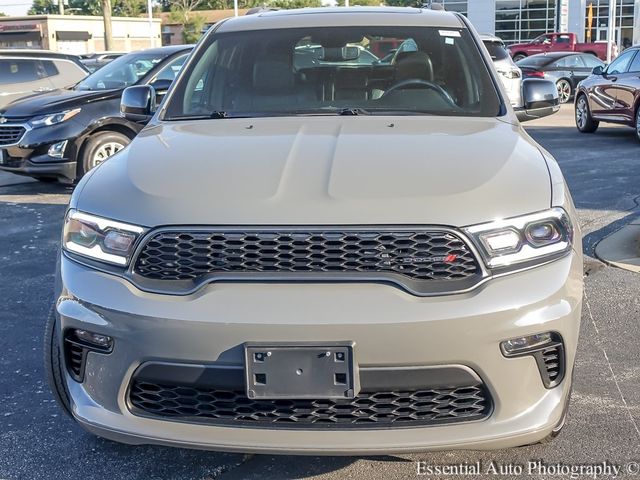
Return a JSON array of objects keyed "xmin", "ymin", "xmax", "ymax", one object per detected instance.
[{"xmin": 74, "ymin": 120, "xmax": 138, "ymax": 179}]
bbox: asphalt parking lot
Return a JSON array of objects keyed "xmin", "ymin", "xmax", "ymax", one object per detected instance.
[{"xmin": 1, "ymin": 104, "xmax": 639, "ymax": 480}]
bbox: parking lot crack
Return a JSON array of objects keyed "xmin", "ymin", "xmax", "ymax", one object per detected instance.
[{"xmin": 584, "ymin": 290, "xmax": 640, "ymax": 442}]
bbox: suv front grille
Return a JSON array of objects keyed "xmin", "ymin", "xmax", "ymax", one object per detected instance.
[
  {"xmin": 129, "ymin": 381, "xmax": 491, "ymax": 429},
  {"xmin": 132, "ymin": 228, "xmax": 482, "ymax": 295},
  {"xmin": 0, "ymin": 125, "xmax": 26, "ymax": 146}
]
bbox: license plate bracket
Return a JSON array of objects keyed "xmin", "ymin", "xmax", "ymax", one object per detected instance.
[{"xmin": 244, "ymin": 342, "xmax": 358, "ymax": 400}]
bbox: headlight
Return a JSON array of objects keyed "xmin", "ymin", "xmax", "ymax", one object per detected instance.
[
  {"xmin": 29, "ymin": 108, "xmax": 81, "ymax": 128},
  {"xmin": 63, "ymin": 210, "xmax": 145, "ymax": 266},
  {"xmin": 464, "ymin": 208, "xmax": 573, "ymax": 269}
]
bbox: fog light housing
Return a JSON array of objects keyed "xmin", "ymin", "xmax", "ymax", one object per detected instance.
[
  {"xmin": 74, "ymin": 329, "xmax": 113, "ymax": 349},
  {"xmin": 64, "ymin": 329, "xmax": 113, "ymax": 382},
  {"xmin": 501, "ymin": 332, "xmax": 565, "ymax": 388},
  {"xmin": 47, "ymin": 140, "xmax": 68, "ymax": 159}
]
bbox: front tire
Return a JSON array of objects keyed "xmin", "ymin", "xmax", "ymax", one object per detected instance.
[
  {"xmin": 78, "ymin": 131, "xmax": 130, "ymax": 179},
  {"xmin": 556, "ymin": 79, "xmax": 572, "ymax": 104},
  {"xmin": 575, "ymin": 94, "xmax": 599, "ymax": 133},
  {"xmin": 44, "ymin": 305, "xmax": 73, "ymax": 418},
  {"xmin": 635, "ymin": 106, "xmax": 640, "ymax": 142},
  {"xmin": 513, "ymin": 53, "xmax": 526, "ymax": 62}
]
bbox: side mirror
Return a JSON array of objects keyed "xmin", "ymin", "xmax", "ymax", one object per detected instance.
[
  {"xmin": 121, "ymin": 85, "xmax": 156, "ymax": 122},
  {"xmin": 149, "ymin": 78, "xmax": 172, "ymax": 92},
  {"xmin": 515, "ymin": 78, "xmax": 560, "ymax": 122},
  {"xmin": 592, "ymin": 65, "xmax": 604, "ymax": 75}
]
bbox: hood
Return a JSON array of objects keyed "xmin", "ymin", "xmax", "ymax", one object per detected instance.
[
  {"xmin": 74, "ymin": 116, "xmax": 551, "ymax": 227},
  {"xmin": 0, "ymin": 88, "xmax": 120, "ymax": 118}
]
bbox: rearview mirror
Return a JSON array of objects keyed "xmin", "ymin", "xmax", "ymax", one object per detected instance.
[
  {"xmin": 592, "ymin": 65, "xmax": 604, "ymax": 75},
  {"xmin": 515, "ymin": 78, "xmax": 560, "ymax": 122},
  {"xmin": 121, "ymin": 85, "xmax": 156, "ymax": 122}
]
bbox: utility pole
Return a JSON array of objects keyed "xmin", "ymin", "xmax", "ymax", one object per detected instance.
[
  {"xmin": 57, "ymin": 0, "xmax": 64, "ymax": 15},
  {"xmin": 101, "ymin": 0, "xmax": 113, "ymax": 51},
  {"xmin": 606, "ymin": 0, "xmax": 616, "ymax": 62},
  {"xmin": 148, "ymin": 0, "xmax": 154, "ymax": 47}
]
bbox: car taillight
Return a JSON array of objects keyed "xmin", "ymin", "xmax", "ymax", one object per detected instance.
[{"xmin": 525, "ymin": 70, "xmax": 545, "ymax": 78}]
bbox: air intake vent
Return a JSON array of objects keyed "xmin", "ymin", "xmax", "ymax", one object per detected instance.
[
  {"xmin": 129, "ymin": 381, "xmax": 492, "ymax": 429},
  {"xmin": 0, "ymin": 125, "xmax": 26, "ymax": 146}
]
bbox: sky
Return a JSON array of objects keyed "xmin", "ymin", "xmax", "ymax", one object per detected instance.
[{"xmin": 0, "ymin": 0, "xmax": 33, "ymax": 16}]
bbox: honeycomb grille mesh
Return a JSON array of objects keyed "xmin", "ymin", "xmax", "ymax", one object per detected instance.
[
  {"xmin": 129, "ymin": 381, "xmax": 491, "ymax": 429},
  {"xmin": 133, "ymin": 229, "xmax": 480, "ymax": 285}
]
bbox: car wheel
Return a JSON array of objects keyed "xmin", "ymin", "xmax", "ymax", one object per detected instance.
[
  {"xmin": 513, "ymin": 53, "xmax": 526, "ymax": 62},
  {"xmin": 79, "ymin": 131, "xmax": 130, "ymax": 178},
  {"xmin": 44, "ymin": 305, "xmax": 73, "ymax": 418},
  {"xmin": 635, "ymin": 106, "xmax": 640, "ymax": 142},
  {"xmin": 556, "ymin": 79, "xmax": 572, "ymax": 104},
  {"xmin": 575, "ymin": 94, "xmax": 599, "ymax": 133}
]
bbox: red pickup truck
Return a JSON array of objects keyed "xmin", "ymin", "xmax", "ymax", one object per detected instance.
[{"xmin": 508, "ymin": 33, "xmax": 617, "ymax": 62}]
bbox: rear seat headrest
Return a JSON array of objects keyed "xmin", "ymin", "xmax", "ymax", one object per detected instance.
[{"xmin": 253, "ymin": 61, "xmax": 295, "ymax": 91}]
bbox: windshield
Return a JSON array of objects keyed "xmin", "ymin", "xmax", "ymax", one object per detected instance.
[
  {"xmin": 164, "ymin": 26, "xmax": 501, "ymax": 119},
  {"xmin": 75, "ymin": 52, "xmax": 167, "ymax": 91}
]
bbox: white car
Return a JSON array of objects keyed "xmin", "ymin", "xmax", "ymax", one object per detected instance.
[{"xmin": 481, "ymin": 34, "xmax": 523, "ymax": 108}]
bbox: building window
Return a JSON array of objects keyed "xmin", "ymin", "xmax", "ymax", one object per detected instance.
[
  {"xmin": 440, "ymin": 0, "xmax": 468, "ymax": 15},
  {"xmin": 584, "ymin": 0, "xmax": 635, "ymax": 50},
  {"xmin": 495, "ymin": 0, "xmax": 557, "ymax": 44}
]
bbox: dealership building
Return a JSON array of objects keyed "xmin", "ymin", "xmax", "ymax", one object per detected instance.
[
  {"xmin": 0, "ymin": 15, "xmax": 161, "ymax": 54},
  {"xmin": 435, "ymin": 0, "xmax": 640, "ymax": 46}
]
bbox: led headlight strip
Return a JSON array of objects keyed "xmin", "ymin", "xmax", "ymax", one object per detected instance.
[
  {"xmin": 464, "ymin": 208, "xmax": 573, "ymax": 269},
  {"xmin": 62, "ymin": 209, "xmax": 145, "ymax": 266}
]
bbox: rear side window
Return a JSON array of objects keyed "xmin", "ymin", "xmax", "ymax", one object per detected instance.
[
  {"xmin": 553, "ymin": 55, "xmax": 582, "ymax": 68},
  {"xmin": 41, "ymin": 60, "xmax": 60, "ymax": 78},
  {"xmin": 580, "ymin": 55, "xmax": 604, "ymax": 68},
  {"xmin": 0, "ymin": 59, "xmax": 41, "ymax": 85}
]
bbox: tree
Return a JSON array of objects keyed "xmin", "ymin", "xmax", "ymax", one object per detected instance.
[
  {"xmin": 102, "ymin": 0, "xmax": 113, "ymax": 50},
  {"xmin": 169, "ymin": 0, "xmax": 206, "ymax": 44},
  {"xmin": 113, "ymin": 0, "xmax": 147, "ymax": 16},
  {"xmin": 268, "ymin": 0, "xmax": 321, "ymax": 7},
  {"xmin": 28, "ymin": 0, "xmax": 58, "ymax": 14}
]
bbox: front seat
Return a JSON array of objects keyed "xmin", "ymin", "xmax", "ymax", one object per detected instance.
[{"xmin": 393, "ymin": 51, "xmax": 434, "ymax": 83}]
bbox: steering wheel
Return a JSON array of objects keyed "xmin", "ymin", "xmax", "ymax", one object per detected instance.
[{"xmin": 380, "ymin": 79, "xmax": 457, "ymax": 107}]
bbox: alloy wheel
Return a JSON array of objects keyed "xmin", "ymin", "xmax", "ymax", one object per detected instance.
[
  {"xmin": 576, "ymin": 97, "xmax": 587, "ymax": 129},
  {"xmin": 556, "ymin": 80, "xmax": 571, "ymax": 104},
  {"xmin": 636, "ymin": 108, "xmax": 640, "ymax": 141},
  {"xmin": 90, "ymin": 141, "xmax": 124, "ymax": 169}
]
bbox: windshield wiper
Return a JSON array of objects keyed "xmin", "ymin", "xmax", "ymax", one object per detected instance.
[
  {"xmin": 338, "ymin": 107, "xmax": 368, "ymax": 116},
  {"xmin": 166, "ymin": 111, "xmax": 229, "ymax": 121}
]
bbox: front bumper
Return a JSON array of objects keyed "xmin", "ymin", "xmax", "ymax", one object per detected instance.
[
  {"xmin": 0, "ymin": 121, "xmax": 81, "ymax": 182},
  {"xmin": 56, "ymin": 249, "xmax": 582, "ymax": 454}
]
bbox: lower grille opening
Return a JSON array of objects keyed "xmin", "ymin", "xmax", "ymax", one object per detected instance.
[
  {"xmin": 129, "ymin": 381, "xmax": 492, "ymax": 429},
  {"xmin": 64, "ymin": 336, "xmax": 87, "ymax": 382}
]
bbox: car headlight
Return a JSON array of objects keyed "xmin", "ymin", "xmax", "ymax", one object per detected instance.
[
  {"xmin": 29, "ymin": 108, "xmax": 81, "ymax": 128},
  {"xmin": 63, "ymin": 210, "xmax": 145, "ymax": 266},
  {"xmin": 464, "ymin": 208, "xmax": 573, "ymax": 269}
]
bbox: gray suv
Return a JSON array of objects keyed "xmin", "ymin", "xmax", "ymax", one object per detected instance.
[
  {"xmin": 47, "ymin": 8, "xmax": 582, "ymax": 454},
  {"xmin": 0, "ymin": 50, "xmax": 88, "ymax": 108}
]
